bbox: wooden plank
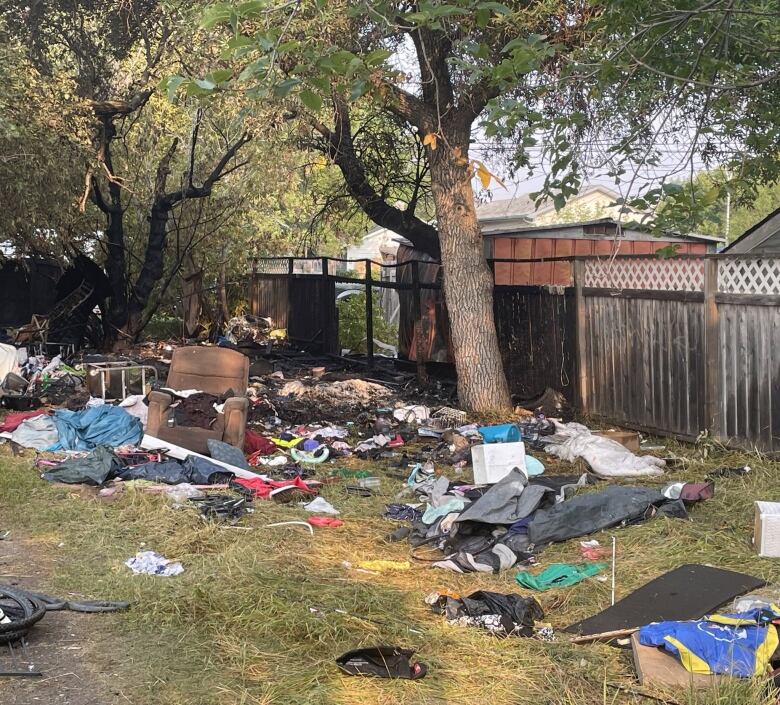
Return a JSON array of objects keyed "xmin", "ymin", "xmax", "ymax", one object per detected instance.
[
  {"xmin": 574, "ymin": 260, "xmax": 589, "ymax": 415},
  {"xmin": 583, "ymin": 288, "xmax": 704, "ymax": 303},
  {"xmin": 703, "ymin": 258, "xmax": 720, "ymax": 436}
]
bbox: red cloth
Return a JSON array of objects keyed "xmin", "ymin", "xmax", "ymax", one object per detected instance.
[
  {"xmin": 0, "ymin": 410, "xmax": 46, "ymax": 433},
  {"xmin": 234, "ymin": 475, "xmax": 316, "ymax": 500},
  {"xmin": 244, "ymin": 429, "xmax": 277, "ymax": 455},
  {"xmin": 307, "ymin": 517, "xmax": 343, "ymax": 528}
]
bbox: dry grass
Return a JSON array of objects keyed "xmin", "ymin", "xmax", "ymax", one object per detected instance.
[{"xmin": 1, "ymin": 436, "xmax": 780, "ymax": 705}]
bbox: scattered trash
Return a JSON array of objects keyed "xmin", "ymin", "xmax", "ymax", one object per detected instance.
[
  {"xmin": 516, "ymin": 563, "xmax": 608, "ymax": 591},
  {"xmin": 546, "ymin": 422, "xmax": 666, "ymax": 478},
  {"xmin": 307, "ymin": 516, "xmax": 343, "ymax": 528},
  {"xmin": 427, "ymin": 590, "xmax": 544, "ymax": 637},
  {"xmin": 639, "ymin": 607, "xmax": 780, "ymax": 677},
  {"xmin": 336, "ymin": 647, "xmax": 427, "ymax": 679},
  {"xmin": 302, "ymin": 497, "xmax": 339, "ymax": 515},
  {"xmin": 125, "ymin": 551, "xmax": 184, "ymax": 576}
]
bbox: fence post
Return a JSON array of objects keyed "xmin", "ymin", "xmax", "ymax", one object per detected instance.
[
  {"xmin": 364, "ymin": 259, "xmax": 374, "ymax": 368},
  {"xmin": 287, "ymin": 257, "xmax": 294, "ymax": 276},
  {"xmin": 703, "ymin": 258, "xmax": 719, "ymax": 437},
  {"xmin": 574, "ymin": 259, "xmax": 589, "ymax": 415},
  {"xmin": 411, "ymin": 260, "xmax": 428, "ymax": 384}
]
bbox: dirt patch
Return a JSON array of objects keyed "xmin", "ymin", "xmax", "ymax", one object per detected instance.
[{"xmin": 0, "ymin": 537, "xmax": 125, "ymax": 705}]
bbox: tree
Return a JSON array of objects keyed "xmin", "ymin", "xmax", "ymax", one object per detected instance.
[{"xmin": 177, "ymin": 0, "xmax": 780, "ymax": 410}]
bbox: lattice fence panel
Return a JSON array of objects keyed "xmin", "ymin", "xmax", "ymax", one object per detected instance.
[
  {"xmin": 255, "ymin": 259, "xmax": 288, "ymax": 274},
  {"xmin": 718, "ymin": 258, "xmax": 780, "ymax": 295},
  {"xmin": 583, "ymin": 257, "xmax": 705, "ymax": 291}
]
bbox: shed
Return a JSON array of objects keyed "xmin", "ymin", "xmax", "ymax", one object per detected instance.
[
  {"xmin": 721, "ymin": 207, "xmax": 780, "ymax": 254},
  {"xmin": 486, "ymin": 219, "xmax": 722, "ymax": 286}
]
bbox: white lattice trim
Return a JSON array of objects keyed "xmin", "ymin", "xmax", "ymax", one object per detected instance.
[
  {"xmin": 718, "ymin": 258, "xmax": 780, "ymax": 295},
  {"xmin": 255, "ymin": 260, "xmax": 288, "ymax": 274},
  {"xmin": 583, "ymin": 257, "xmax": 705, "ymax": 291}
]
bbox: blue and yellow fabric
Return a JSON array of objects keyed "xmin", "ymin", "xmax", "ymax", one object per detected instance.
[{"xmin": 639, "ymin": 607, "xmax": 780, "ymax": 677}]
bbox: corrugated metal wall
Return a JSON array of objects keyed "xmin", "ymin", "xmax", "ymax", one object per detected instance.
[{"xmin": 583, "ymin": 293, "xmax": 706, "ymax": 438}]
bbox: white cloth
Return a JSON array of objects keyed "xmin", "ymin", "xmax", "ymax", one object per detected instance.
[
  {"xmin": 0, "ymin": 343, "xmax": 20, "ymax": 382},
  {"xmin": 119, "ymin": 395, "xmax": 148, "ymax": 428},
  {"xmin": 545, "ymin": 421, "xmax": 665, "ymax": 478},
  {"xmin": 302, "ymin": 497, "xmax": 340, "ymax": 515}
]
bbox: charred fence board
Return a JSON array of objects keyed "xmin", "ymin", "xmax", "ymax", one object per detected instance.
[
  {"xmin": 493, "ymin": 286, "xmax": 576, "ymax": 403},
  {"xmin": 250, "ymin": 276, "xmax": 289, "ymax": 329}
]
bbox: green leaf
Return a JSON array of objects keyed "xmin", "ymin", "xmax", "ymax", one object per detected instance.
[
  {"xmin": 238, "ymin": 58, "xmax": 269, "ymax": 81},
  {"xmin": 349, "ymin": 79, "xmax": 367, "ymax": 102},
  {"xmin": 193, "ymin": 78, "xmax": 216, "ymax": 91},
  {"xmin": 200, "ymin": 4, "xmax": 232, "ymax": 29},
  {"xmin": 477, "ymin": 1, "xmax": 512, "ymax": 14},
  {"xmin": 274, "ymin": 78, "xmax": 301, "ymax": 97},
  {"xmin": 207, "ymin": 69, "xmax": 233, "ymax": 85},
  {"xmin": 162, "ymin": 75, "xmax": 187, "ymax": 102},
  {"xmin": 299, "ymin": 89, "xmax": 323, "ymax": 111}
]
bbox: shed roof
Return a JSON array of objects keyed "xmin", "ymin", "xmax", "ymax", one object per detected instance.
[
  {"xmin": 483, "ymin": 217, "xmax": 724, "ymax": 244},
  {"xmin": 721, "ymin": 207, "xmax": 780, "ymax": 254}
]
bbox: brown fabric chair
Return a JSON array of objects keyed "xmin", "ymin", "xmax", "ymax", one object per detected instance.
[{"xmin": 146, "ymin": 347, "xmax": 249, "ymax": 455}]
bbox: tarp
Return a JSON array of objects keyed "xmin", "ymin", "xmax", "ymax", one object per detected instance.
[
  {"xmin": 528, "ymin": 486, "xmax": 667, "ymax": 546},
  {"xmin": 117, "ymin": 456, "xmax": 228, "ymax": 485},
  {"xmin": 52, "ymin": 406, "xmax": 143, "ymax": 451},
  {"xmin": 1, "ymin": 414, "xmax": 59, "ymax": 450},
  {"xmin": 546, "ymin": 422, "xmax": 666, "ymax": 478},
  {"xmin": 455, "ymin": 469, "xmax": 552, "ymax": 525},
  {"xmin": 41, "ymin": 446, "xmax": 120, "ymax": 485}
]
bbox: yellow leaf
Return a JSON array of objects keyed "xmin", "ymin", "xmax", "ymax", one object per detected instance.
[
  {"xmin": 423, "ymin": 133, "xmax": 438, "ymax": 150},
  {"xmin": 472, "ymin": 160, "xmax": 506, "ymax": 189},
  {"xmin": 475, "ymin": 161, "xmax": 491, "ymax": 189}
]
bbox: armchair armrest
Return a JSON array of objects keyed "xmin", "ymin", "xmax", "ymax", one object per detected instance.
[
  {"xmin": 147, "ymin": 390, "xmax": 173, "ymax": 435},
  {"xmin": 222, "ymin": 396, "xmax": 249, "ymax": 448}
]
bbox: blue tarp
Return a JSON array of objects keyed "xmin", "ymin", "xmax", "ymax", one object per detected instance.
[{"xmin": 51, "ymin": 406, "xmax": 143, "ymax": 451}]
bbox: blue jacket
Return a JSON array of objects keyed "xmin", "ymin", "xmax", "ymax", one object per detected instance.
[{"xmin": 639, "ymin": 608, "xmax": 780, "ymax": 677}]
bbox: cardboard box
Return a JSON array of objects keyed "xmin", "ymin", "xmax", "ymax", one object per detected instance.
[
  {"xmin": 594, "ymin": 430, "xmax": 640, "ymax": 453},
  {"xmin": 471, "ymin": 442, "xmax": 526, "ymax": 484},
  {"xmin": 754, "ymin": 501, "xmax": 780, "ymax": 557}
]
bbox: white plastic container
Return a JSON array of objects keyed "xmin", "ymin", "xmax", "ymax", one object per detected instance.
[
  {"xmin": 471, "ymin": 441, "xmax": 527, "ymax": 485},
  {"xmin": 754, "ymin": 501, "xmax": 780, "ymax": 557}
]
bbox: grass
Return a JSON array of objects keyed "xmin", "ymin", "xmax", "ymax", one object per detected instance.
[{"xmin": 2, "ymin": 437, "xmax": 780, "ymax": 705}]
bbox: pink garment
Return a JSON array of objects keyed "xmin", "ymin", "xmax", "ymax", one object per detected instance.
[{"xmin": 0, "ymin": 410, "xmax": 46, "ymax": 433}]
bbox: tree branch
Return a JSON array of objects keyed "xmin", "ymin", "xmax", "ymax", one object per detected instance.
[
  {"xmin": 161, "ymin": 132, "xmax": 252, "ymax": 207},
  {"xmin": 318, "ymin": 94, "xmax": 440, "ymax": 259}
]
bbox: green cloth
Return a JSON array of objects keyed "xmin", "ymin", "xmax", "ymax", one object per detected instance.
[{"xmin": 515, "ymin": 562, "xmax": 608, "ymax": 591}]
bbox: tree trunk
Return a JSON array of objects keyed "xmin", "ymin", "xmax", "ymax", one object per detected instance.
[
  {"xmin": 428, "ymin": 130, "xmax": 511, "ymax": 412},
  {"xmin": 218, "ymin": 258, "xmax": 230, "ymax": 325},
  {"xmin": 126, "ymin": 202, "xmax": 170, "ymax": 338}
]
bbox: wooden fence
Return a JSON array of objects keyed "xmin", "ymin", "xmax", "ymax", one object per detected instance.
[
  {"xmin": 250, "ymin": 253, "xmax": 780, "ymax": 451},
  {"xmin": 577, "ymin": 255, "xmax": 780, "ymax": 450}
]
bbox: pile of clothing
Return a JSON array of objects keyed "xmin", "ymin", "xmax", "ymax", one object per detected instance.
[{"xmin": 398, "ymin": 466, "xmax": 713, "ymax": 574}]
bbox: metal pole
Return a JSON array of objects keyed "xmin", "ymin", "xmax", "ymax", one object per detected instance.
[
  {"xmin": 365, "ymin": 259, "xmax": 374, "ymax": 368},
  {"xmin": 611, "ymin": 536, "xmax": 617, "ymax": 606}
]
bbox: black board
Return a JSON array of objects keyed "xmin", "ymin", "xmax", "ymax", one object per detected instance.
[{"xmin": 565, "ymin": 564, "xmax": 765, "ymax": 635}]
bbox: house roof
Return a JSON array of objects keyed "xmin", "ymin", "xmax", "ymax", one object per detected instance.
[
  {"xmin": 721, "ymin": 206, "xmax": 780, "ymax": 253},
  {"xmin": 482, "ymin": 217, "xmax": 725, "ymax": 243},
  {"xmin": 475, "ymin": 184, "xmax": 622, "ymax": 222}
]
